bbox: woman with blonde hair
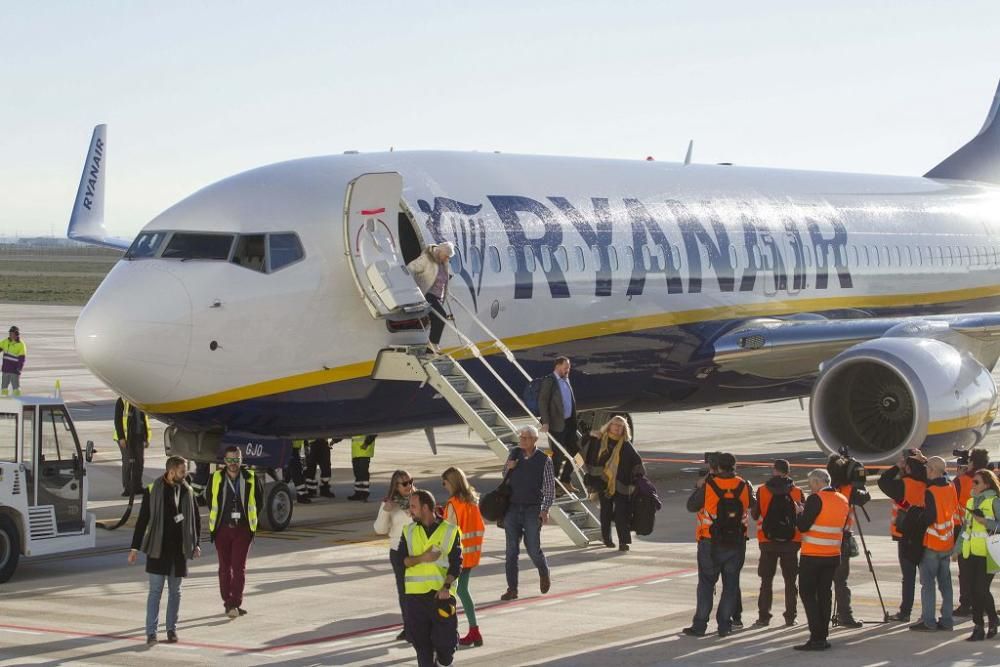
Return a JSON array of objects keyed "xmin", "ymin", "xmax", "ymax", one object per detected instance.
[
  {"xmin": 442, "ymin": 466, "xmax": 486, "ymax": 647},
  {"xmin": 582, "ymin": 415, "xmax": 645, "ymax": 551},
  {"xmin": 374, "ymin": 469, "xmax": 415, "ymax": 641}
]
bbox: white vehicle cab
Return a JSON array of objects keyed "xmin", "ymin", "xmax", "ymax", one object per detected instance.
[{"xmin": 0, "ymin": 396, "xmax": 97, "ymax": 583}]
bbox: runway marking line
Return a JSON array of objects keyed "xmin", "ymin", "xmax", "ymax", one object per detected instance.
[{"xmin": 0, "ymin": 565, "xmax": 697, "ymax": 654}]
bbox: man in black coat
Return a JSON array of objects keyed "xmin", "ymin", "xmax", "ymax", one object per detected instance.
[
  {"xmin": 538, "ymin": 356, "xmax": 578, "ymax": 493},
  {"xmin": 129, "ymin": 456, "xmax": 201, "ymax": 645}
]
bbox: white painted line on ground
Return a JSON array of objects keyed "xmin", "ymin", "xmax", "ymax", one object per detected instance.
[
  {"xmin": 861, "ymin": 661, "xmax": 890, "ymax": 667},
  {"xmin": 0, "ymin": 628, "xmax": 43, "ymax": 635},
  {"xmin": 646, "ymin": 578, "xmax": 673, "ymax": 585},
  {"xmin": 678, "ymin": 572, "xmax": 699, "ymax": 578},
  {"xmin": 573, "ymin": 592, "xmax": 601, "ymax": 599},
  {"xmin": 320, "ymin": 640, "xmax": 353, "ymax": 649},
  {"xmin": 612, "ymin": 585, "xmax": 638, "ymax": 592},
  {"xmin": 534, "ymin": 599, "xmax": 565, "ymax": 607},
  {"xmin": 497, "ymin": 606, "xmax": 527, "ymax": 614},
  {"xmin": 270, "ymin": 650, "xmax": 304, "ymax": 656},
  {"xmin": 166, "ymin": 645, "xmax": 197, "ymax": 650}
]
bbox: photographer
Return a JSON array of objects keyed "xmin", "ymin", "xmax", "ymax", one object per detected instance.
[
  {"xmin": 878, "ymin": 449, "xmax": 928, "ymax": 622},
  {"xmin": 750, "ymin": 459, "xmax": 803, "ymax": 628},
  {"xmin": 683, "ymin": 453, "xmax": 754, "ymax": 638},
  {"xmin": 828, "ymin": 454, "xmax": 871, "ymax": 628},
  {"xmin": 953, "ymin": 448, "xmax": 990, "ymax": 617}
]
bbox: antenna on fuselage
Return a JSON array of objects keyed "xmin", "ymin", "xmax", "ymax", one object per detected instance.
[{"xmin": 684, "ymin": 140, "xmax": 694, "ymax": 165}]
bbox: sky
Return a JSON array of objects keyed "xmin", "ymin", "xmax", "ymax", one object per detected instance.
[{"xmin": 2, "ymin": 1, "xmax": 1000, "ymax": 238}]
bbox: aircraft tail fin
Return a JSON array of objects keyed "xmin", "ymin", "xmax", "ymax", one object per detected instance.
[
  {"xmin": 67, "ymin": 125, "xmax": 131, "ymax": 250},
  {"xmin": 925, "ymin": 80, "xmax": 1000, "ymax": 184}
]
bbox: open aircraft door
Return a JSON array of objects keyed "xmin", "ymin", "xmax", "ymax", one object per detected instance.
[{"xmin": 344, "ymin": 173, "xmax": 428, "ymax": 319}]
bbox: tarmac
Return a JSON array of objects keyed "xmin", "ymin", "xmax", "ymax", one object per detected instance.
[{"xmin": 1, "ymin": 303, "xmax": 999, "ymax": 666}]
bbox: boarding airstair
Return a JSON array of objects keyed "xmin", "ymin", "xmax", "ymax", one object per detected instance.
[{"xmin": 371, "ymin": 299, "xmax": 602, "ymax": 547}]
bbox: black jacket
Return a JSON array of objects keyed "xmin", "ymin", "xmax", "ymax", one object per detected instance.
[
  {"xmin": 131, "ymin": 480, "xmax": 201, "ymax": 576},
  {"xmin": 581, "ymin": 434, "xmax": 645, "ymax": 497}
]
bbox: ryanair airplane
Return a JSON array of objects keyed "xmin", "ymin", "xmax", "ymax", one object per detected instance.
[{"xmin": 70, "ymin": 81, "xmax": 1000, "ymax": 469}]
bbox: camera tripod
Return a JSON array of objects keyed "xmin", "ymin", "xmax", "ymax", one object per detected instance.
[{"xmin": 831, "ymin": 504, "xmax": 891, "ymax": 626}]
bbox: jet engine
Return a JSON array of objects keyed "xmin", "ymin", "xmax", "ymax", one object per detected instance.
[{"xmin": 810, "ymin": 336, "xmax": 997, "ymax": 463}]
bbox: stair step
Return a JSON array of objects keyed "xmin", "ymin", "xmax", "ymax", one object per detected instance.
[{"xmin": 459, "ymin": 392, "xmax": 483, "ymax": 403}]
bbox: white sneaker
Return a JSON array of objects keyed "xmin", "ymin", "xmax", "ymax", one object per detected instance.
[{"xmin": 226, "ymin": 607, "xmax": 238, "ymax": 619}]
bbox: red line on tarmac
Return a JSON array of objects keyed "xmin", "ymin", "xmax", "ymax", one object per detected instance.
[{"xmin": 0, "ymin": 565, "xmax": 697, "ymax": 654}]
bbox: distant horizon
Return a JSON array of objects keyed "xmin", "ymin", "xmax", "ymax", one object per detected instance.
[{"xmin": 3, "ymin": 2, "xmax": 999, "ymax": 239}]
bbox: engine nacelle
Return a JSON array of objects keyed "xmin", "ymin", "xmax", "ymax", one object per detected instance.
[{"xmin": 810, "ymin": 337, "xmax": 998, "ymax": 463}]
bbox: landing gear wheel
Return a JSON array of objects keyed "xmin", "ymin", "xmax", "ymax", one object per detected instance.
[
  {"xmin": 260, "ymin": 482, "xmax": 293, "ymax": 532},
  {"xmin": 0, "ymin": 514, "xmax": 21, "ymax": 584}
]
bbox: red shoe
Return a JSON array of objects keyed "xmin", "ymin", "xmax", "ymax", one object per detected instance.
[{"xmin": 459, "ymin": 626, "xmax": 483, "ymax": 647}]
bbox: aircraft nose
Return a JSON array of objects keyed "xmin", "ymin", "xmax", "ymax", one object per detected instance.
[{"xmin": 76, "ymin": 262, "xmax": 192, "ymax": 404}]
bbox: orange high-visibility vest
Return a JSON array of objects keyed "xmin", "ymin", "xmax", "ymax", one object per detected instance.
[
  {"xmin": 697, "ymin": 476, "xmax": 749, "ymax": 542},
  {"xmin": 923, "ymin": 483, "xmax": 959, "ymax": 551},
  {"xmin": 756, "ymin": 482, "xmax": 804, "ymax": 543},
  {"xmin": 801, "ymin": 489, "xmax": 849, "ymax": 557},
  {"xmin": 954, "ymin": 474, "xmax": 974, "ymax": 525},
  {"xmin": 447, "ymin": 497, "xmax": 485, "ymax": 569},
  {"xmin": 890, "ymin": 478, "xmax": 926, "ymax": 539},
  {"xmin": 836, "ymin": 484, "xmax": 856, "ymax": 530}
]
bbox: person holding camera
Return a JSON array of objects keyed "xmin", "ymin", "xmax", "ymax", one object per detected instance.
[
  {"xmin": 910, "ymin": 456, "xmax": 960, "ymax": 632},
  {"xmin": 878, "ymin": 449, "xmax": 928, "ymax": 622},
  {"xmin": 794, "ymin": 469, "xmax": 850, "ymax": 651},
  {"xmin": 953, "ymin": 448, "xmax": 990, "ymax": 617},
  {"xmin": 683, "ymin": 452, "xmax": 753, "ymax": 638},
  {"xmin": 750, "ymin": 459, "xmax": 803, "ymax": 628},
  {"xmin": 955, "ymin": 468, "xmax": 1000, "ymax": 641},
  {"xmin": 582, "ymin": 415, "xmax": 645, "ymax": 551},
  {"xmin": 828, "ymin": 454, "xmax": 871, "ymax": 629}
]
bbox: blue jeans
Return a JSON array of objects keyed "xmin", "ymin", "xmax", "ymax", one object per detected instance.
[
  {"xmin": 919, "ymin": 549, "xmax": 954, "ymax": 629},
  {"xmin": 146, "ymin": 573, "xmax": 182, "ymax": 635},
  {"xmin": 897, "ymin": 540, "xmax": 918, "ymax": 616},
  {"xmin": 504, "ymin": 503, "xmax": 549, "ymax": 591},
  {"xmin": 691, "ymin": 540, "xmax": 744, "ymax": 633}
]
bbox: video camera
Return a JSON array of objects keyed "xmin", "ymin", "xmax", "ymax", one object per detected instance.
[
  {"xmin": 953, "ymin": 449, "xmax": 970, "ymax": 466},
  {"xmin": 837, "ymin": 447, "xmax": 868, "ymax": 490}
]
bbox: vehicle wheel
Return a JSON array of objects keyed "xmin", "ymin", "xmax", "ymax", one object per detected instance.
[
  {"xmin": 0, "ymin": 514, "xmax": 21, "ymax": 584},
  {"xmin": 259, "ymin": 482, "xmax": 293, "ymax": 532}
]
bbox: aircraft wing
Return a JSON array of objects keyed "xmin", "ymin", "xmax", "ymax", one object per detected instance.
[
  {"xmin": 710, "ymin": 312, "xmax": 1000, "ymax": 380},
  {"xmin": 66, "ymin": 124, "xmax": 132, "ymax": 251}
]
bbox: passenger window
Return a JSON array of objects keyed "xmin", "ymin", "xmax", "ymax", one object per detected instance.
[
  {"xmin": 489, "ymin": 246, "xmax": 502, "ymax": 273},
  {"xmin": 574, "ymin": 246, "xmax": 585, "ymax": 271},
  {"xmin": 0, "ymin": 413, "xmax": 15, "ymax": 462},
  {"xmin": 555, "ymin": 246, "xmax": 568, "ymax": 272},
  {"xmin": 623, "ymin": 246, "xmax": 634, "ymax": 271},
  {"xmin": 162, "ymin": 233, "xmax": 234, "ymax": 260},
  {"xmin": 231, "ymin": 234, "xmax": 267, "ymax": 273},
  {"xmin": 609, "ymin": 246, "xmax": 619, "ymax": 271},
  {"xmin": 125, "ymin": 231, "xmax": 167, "ymax": 259},
  {"xmin": 268, "ymin": 233, "xmax": 304, "ymax": 272},
  {"xmin": 508, "ymin": 246, "xmax": 518, "ymax": 272},
  {"xmin": 523, "ymin": 247, "xmax": 536, "ymax": 272},
  {"xmin": 672, "ymin": 244, "xmax": 683, "ymax": 270},
  {"xmin": 728, "ymin": 245, "xmax": 738, "ymax": 269},
  {"xmin": 540, "ymin": 246, "xmax": 552, "ymax": 272},
  {"xmin": 655, "ymin": 245, "xmax": 666, "ymax": 270},
  {"xmin": 850, "ymin": 246, "xmax": 859, "ymax": 267},
  {"xmin": 469, "ymin": 247, "xmax": 482, "ymax": 274},
  {"xmin": 891, "ymin": 246, "xmax": 900, "ymax": 267}
]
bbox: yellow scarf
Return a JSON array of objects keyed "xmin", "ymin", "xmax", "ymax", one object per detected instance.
[{"xmin": 598, "ymin": 434, "xmax": 625, "ymax": 497}]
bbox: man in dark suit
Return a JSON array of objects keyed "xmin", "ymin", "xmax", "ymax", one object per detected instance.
[{"xmin": 538, "ymin": 356, "xmax": 579, "ymax": 493}]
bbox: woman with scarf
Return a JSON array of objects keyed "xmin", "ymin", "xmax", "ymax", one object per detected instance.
[
  {"xmin": 583, "ymin": 415, "xmax": 645, "ymax": 551},
  {"xmin": 955, "ymin": 468, "xmax": 1000, "ymax": 641},
  {"xmin": 374, "ymin": 469, "xmax": 415, "ymax": 641}
]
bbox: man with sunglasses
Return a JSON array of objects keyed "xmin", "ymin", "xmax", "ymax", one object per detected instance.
[{"xmin": 208, "ymin": 446, "xmax": 263, "ymax": 618}]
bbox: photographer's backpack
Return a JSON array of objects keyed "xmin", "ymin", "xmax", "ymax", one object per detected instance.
[
  {"xmin": 761, "ymin": 487, "xmax": 797, "ymax": 542},
  {"xmin": 708, "ymin": 478, "xmax": 747, "ymax": 547}
]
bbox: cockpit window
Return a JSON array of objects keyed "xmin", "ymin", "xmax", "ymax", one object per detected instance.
[
  {"xmin": 268, "ymin": 233, "xmax": 305, "ymax": 271},
  {"xmin": 161, "ymin": 233, "xmax": 234, "ymax": 260},
  {"xmin": 125, "ymin": 231, "xmax": 167, "ymax": 259},
  {"xmin": 231, "ymin": 234, "xmax": 267, "ymax": 273}
]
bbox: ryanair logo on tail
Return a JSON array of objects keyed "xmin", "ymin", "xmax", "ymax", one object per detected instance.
[{"xmin": 82, "ymin": 137, "xmax": 104, "ymax": 211}]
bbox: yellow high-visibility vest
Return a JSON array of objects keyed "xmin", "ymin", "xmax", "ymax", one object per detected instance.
[
  {"xmin": 208, "ymin": 470, "xmax": 258, "ymax": 534},
  {"xmin": 113, "ymin": 399, "xmax": 150, "ymax": 442},
  {"xmin": 351, "ymin": 435, "xmax": 375, "ymax": 459},
  {"xmin": 961, "ymin": 495, "xmax": 998, "ymax": 570},
  {"xmin": 403, "ymin": 521, "xmax": 460, "ymax": 594}
]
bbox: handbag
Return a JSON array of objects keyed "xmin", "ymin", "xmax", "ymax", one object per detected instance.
[
  {"xmin": 480, "ymin": 457, "xmax": 516, "ymax": 522},
  {"xmin": 987, "ymin": 527, "xmax": 1000, "ymax": 564}
]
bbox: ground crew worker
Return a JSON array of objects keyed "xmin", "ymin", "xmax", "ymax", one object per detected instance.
[
  {"xmin": 953, "ymin": 448, "xmax": 989, "ymax": 617},
  {"xmin": 957, "ymin": 469, "xmax": 1000, "ymax": 641},
  {"xmin": 684, "ymin": 452, "xmax": 753, "ymax": 638},
  {"xmin": 209, "ymin": 446, "xmax": 263, "ymax": 618},
  {"xmin": 287, "ymin": 440, "xmax": 311, "ymax": 504},
  {"xmin": 114, "ymin": 396, "xmax": 150, "ymax": 497},
  {"xmin": 794, "ymin": 468, "xmax": 849, "ymax": 651},
  {"xmin": 304, "ymin": 438, "xmax": 335, "ymax": 498},
  {"xmin": 911, "ymin": 456, "xmax": 959, "ymax": 632},
  {"xmin": 751, "ymin": 459, "xmax": 803, "ymax": 628},
  {"xmin": 878, "ymin": 450, "xmax": 928, "ymax": 622},
  {"xmin": 399, "ymin": 489, "xmax": 461, "ymax": 667},
  {"xmin": 442, "ymin": 466, "xmax": 485, "ymax": 648},
  {"xmin": 1, "ymin": 325, "xmax": 26, "ymax": 396},
  {"xmin": 828, "ymin": 454, "xmax": 871, "ymax": 628},
  {"xmin": 348, "ymin": 434, "xmax": 376, "ymax": 501}
]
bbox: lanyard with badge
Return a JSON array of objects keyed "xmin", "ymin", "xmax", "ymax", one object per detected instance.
[
  {"xmin": 173, "ymin": 486, "xmax": 184, "ymax": 524},
  {"xmin": 227, "ymin": 476, "xmax": 242, "ymax": 522}
]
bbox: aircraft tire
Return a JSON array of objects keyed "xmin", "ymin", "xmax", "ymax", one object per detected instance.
[
  {"xmin": 260, "ymin": 481, "xmax": 293, "ymax": 532},
  {"xmin": 0, "ymin": 514, "xmax": 21, "ymax": 584}
]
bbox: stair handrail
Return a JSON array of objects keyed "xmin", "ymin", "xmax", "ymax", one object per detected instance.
[
  {"xmin": 445, "ymin": 296, "xmax": 532, "ymax": 383},
  {"xmin": 427, "ymin": 306, "xmax": 589, "ymax": 497}
]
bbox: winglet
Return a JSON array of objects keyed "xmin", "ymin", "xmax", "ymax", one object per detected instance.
[
  {"xmin": 684, "ymin": 140, "xmax": 693, "ymax": 166},
  {"xmin": 925, "ymin": 80, "xmax": 1000, "ymax": 184},
  {"xmin": 67, "ymin": 125, "xmax": 131, "ymax": 250}
]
